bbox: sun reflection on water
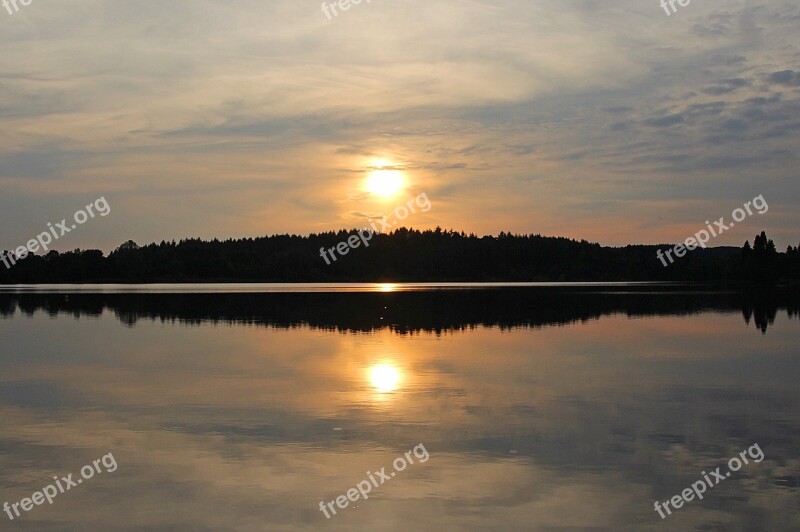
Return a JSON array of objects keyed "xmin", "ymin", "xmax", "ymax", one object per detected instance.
[
  {"xmin": 368, "ymin": 364, "xmax": 401, "ymax": 393},
  {"xmin": 377, "ymin": 283, "xmax": 398, "ymax": 293}
]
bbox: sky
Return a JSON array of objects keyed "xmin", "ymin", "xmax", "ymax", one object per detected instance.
[{"xmin": 1, "ymin": 0, "xmax": 799, "ymax": 253}]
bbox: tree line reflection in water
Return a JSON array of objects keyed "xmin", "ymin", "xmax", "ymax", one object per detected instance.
[{"xmin": 1, "ymin": 286, "xmax": 797, "ymax": 334}]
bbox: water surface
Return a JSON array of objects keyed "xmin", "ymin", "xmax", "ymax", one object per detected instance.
[{"xmin": 0, "ymin": 285, "xmax": 798, "ymax": 530}]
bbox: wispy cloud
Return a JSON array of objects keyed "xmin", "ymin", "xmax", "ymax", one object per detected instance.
[{"xmin": 0, "ymin": 0, "xmax": 798, "ymax": 250}]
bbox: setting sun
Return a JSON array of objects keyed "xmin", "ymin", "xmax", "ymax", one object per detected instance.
[{"xmin": 366, "ymin": 169, "xmax": 404, "ymax": 198}]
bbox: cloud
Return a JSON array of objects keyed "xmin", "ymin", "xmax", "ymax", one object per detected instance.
[
  {"xmin": 701, "ymin": 78, "xmax": 750, "ymax": 95},
  {"xmin": 643, "ymin": 114, "xmax": 685, "ymax": 128},
  {"xmin": 0, "ymin": 0, "xmax": 799, "ymax": 249},
  {"xmin": 767, "ymin": 70, "xmax": 800, "ymax": 86}
]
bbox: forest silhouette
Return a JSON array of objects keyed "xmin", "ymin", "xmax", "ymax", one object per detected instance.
[{"xmin": 1, "ymin": 228, "xmax": 798, "ymax": 284}]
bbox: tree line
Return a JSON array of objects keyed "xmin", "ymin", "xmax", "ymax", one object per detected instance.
[{"xmin": 1, "ymin": 228, "xmax": 797, "ymax": 283}]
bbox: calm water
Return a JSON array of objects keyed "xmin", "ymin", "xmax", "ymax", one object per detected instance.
[{"xmin": 0, "ymin": 285, "xmax": 798, "ymax": 530}]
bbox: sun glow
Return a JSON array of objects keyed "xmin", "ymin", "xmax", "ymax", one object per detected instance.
[
  {"xmin": 369, "ymin": 364, "xmax": 401, "ymax": 393},
  {"xmin": 366, "ymin": 162, "xmax": 405, "ymax": 198}
]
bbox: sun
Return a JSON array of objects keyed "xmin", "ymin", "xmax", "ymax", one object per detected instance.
[{"xmin": 366, "ymin": 167, "xmax": 405, "ymax": 198}]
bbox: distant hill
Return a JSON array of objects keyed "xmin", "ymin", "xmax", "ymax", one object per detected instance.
[{"xmin": 1, "ymin": 228, "xmax": 797, "ymax": 284}]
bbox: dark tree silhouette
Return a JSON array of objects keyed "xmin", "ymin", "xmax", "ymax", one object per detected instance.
[{"xmin": 0, "ymin": 228, "xmax": 797, "ymax": 284}]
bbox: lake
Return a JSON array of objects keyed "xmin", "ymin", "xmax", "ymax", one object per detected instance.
[{"xmin": 0, "ymin": 284, "xmax": 798, "ymax": 530}]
